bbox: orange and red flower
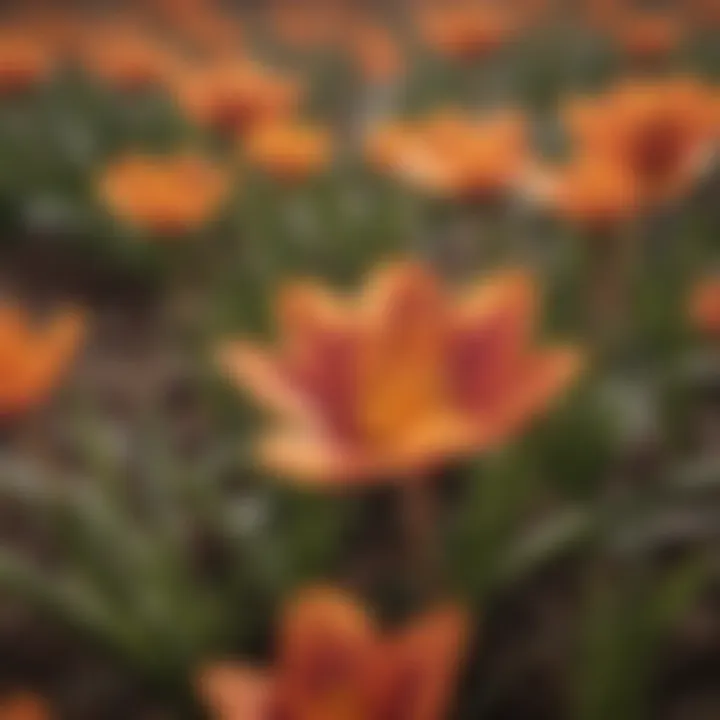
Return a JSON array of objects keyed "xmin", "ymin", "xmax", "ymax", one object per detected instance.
[
  {"xmin": 245, "ymin": 122, "xmax": 332, "ymax": 183},
  {"xmin": 200, "ymin": 587, "xmax": 468, "ymax": 720},
  {"xmin": 98, "ymin": 153, "xmax": 230, "ymax": 236},
  {"xmin": 219, "ymin": 262, "xmax": 581, "ymax": 484},
  {"xmin": 0, "ymin": 304, "xmax": 84, "ymax": 417},
  {"xmin": 172, "ymin": 60, "xmax": 300, "ymax": 136},
  {"xmin": 564, "ymin": 78, "xmax": 718, "ymax": 204}
]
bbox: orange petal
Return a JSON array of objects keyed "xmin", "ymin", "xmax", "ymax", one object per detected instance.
[
  {"xmin": 198, "ymin": 664, "xmax": 273, "ymax": 720},
  {"xmin": 376, "ymin": 605, "xmax": 470, "ymax": 720},
  {"xmin": 485, "ymin": 346, "xmax": 584, "ymax": 446},
  {"xmin": 385, "ymin": 411, "xmax": 483, "ymax": 475},
  {"xmin": 218, "ymin": 341, "xmax": 315, "ymax": 425},
  {"xmin": 258, "ymin": 430, "xmax": 368, "ymax": 485},
  {"xmin": 278, "ymin": 587, "xmax": 378, "ymax": 717},
  {"xmin": 454, "ymin": 269, "xmax": 537, "ymax": 341},
  {"xmin": 357, "ymin": 262, "xmax": 450, "ymax": 447},
  {"xmin": 277, "ymin": 281, "xmax": 350, "ymax": 354},
  {"xmin": 451, "ymin": 270, "xmax": 539, "ymax": 413},
  {"xmin": 275, "ymin": 282, "xmax": 359, "ymax": 441},
  {"xmin": 0, "ymin": 308, "xmax": 84, "ymax": 414},
  {"xmin": 359, "ymin": 261, "xmax": 444, "ymax": 321}
]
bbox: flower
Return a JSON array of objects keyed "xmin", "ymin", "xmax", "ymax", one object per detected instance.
[
  {"xmin": 370, "ymin": 110, "xmax": 530, "ymax": 203},
  {"xmin": 172, "ymin": 60, "xmax": 300, "ymax": 136},
  {"xmin": 0, "ymin": 29, "xmax": 54, "ymax": 95},
  {"xmin": 0, "ymin": 305, "xmax": 84, "ymax": 417},
  {"xmin": 418, "ymin": 4, "xmax": 519, "ymax": 61},
  {"xmin": 531, "ymin": 154, "xmax": 641, "ymax": 231},
  {"xmin": 689, "ymin": 277, "xmax": 720, "ymax": 336},
  {"xmin": 564, "ymin": 78, "xmax": 718, "ymax": 204},
  {"xmin": 199, "ymin": 587, "xmax": 468, "ymax": 720},
  {"xmin": 98, "ymin": 153, "xmax": 230, "ymax": 236},
  {"xmin": 245, "ymin": 122, "xmax": 332, "ymax": 183},
  {"xmin": 219, "ymin": 262, "xmax": 581, "ymax": 484}
]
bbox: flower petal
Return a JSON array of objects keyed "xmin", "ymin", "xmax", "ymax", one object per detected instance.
[
  {"xmin": 357, "ymin": 262, "xmax": 450, "ymax": 447},
  {"xmin": 451, "ymin": 270, "xmax": 539, "ymax": 413},
  {"xmin": 454, "ymin": 269, "xmax": 537, "ymax": 349},
  {"xmin": 375, "ymin": 605, "xmax": 470, "ymax": 720},
  {"xmin": 277, "ymin": 283, "xmax": 359, "ymax": 438},
  {"xmin": 385, "ymin": 412, "xmax": 484, "ymax": 475},
  {"xmin": 218, "ymin": 340, "xmax": 314, "ymax": 425},
  {"xmin": 259, "ymin": 430, "xmax": 362, "ymax": 485},
  {"xmin": 198, "ymin": 664, "xmax": 274, "ymax": 720},
  {"xmin": 277, "ymin": 281, "xmax": 350, "ymax": 352},
  {"xmin": 278, "ymin": 587, "xmax": 378, "ymax": 718},
  {"xmin": 484, "ymin": 346, "xmax": 584, "ymax": 446}
]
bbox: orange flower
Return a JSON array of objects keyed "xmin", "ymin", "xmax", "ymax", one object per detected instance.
[
  {"xmin": 0, "ymin": 305, "xmax": 84, "ymax": 417},
  {"xmin": 172, "ymin": 60, "xmax": 300, "ymax": 136},
  {"xmin": 219, "ymin": 263, "xmax": 581, "ymax": 484},
  {"xmin": 370, "ymin": 111, "xmax": 530, "ymax": 203},
  {"xmin": 199, "ymin": 587, "xmax": 468, "ymax": 720},
  {"xmin": 79, "ymin": 29, "xmax": 177, "ymax": 92},
  {"xmin": 245, "ymin": 122, "xmax": 332, "ymax": 183},
  {"xmin": 689, "ymin": 277, "xmax": 720, "ymax": 336},
  {"xmin": 564, "ymin": 78, "xmax": 718, "ymax": 203},
  {"xmin": 0, "ymin": 29, "xmax": 54, "ymax": 95},
  {"xmin": 98, "ymin": 153, "xmax": 230, "ymax": 236},
  {"xmin": 419, "ymin": 4, "xmax": 519, "ymax": 61},
  {"xmin": 532, "ymin": 154, "xmax": 641, "ymax": 230}
]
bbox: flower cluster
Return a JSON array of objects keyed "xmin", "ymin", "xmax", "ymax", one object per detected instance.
[{"xmin": 0, "ymin": 0, "xmax": 717, "ymax": 717}]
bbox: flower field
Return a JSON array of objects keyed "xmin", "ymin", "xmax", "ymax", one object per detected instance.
[{"xmin": 0, "ymin": 1, "xmax": 718, "ymax": 718}]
